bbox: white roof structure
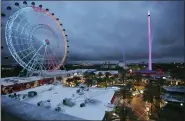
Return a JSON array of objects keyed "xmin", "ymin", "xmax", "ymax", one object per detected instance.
[
  {"xmin": 2, "ymin": 96, "xmax": 83, "ymax": 120},
  {"xmin": 14, "ymin": 84, "xmax": 117, "ymax": 120}
]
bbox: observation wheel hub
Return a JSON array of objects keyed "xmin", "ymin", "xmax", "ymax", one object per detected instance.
[{"xmin": 44, "ymin": 39, "xmax": 50, "ymax": 45}]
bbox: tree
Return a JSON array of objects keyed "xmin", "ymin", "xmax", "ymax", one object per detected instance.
[
  {"xmin": 84, "ymin": 72, "xmax": 95, "ymax": 80},
  {"xmin": 85, "ymin": 79, "xmax": 93, "ymax": 87},
  {"xmin": 66, "ymin": 78, "xmax": 72, "ymax": 86},
  {"xmin": 72, "ymin": 77, "xmax": 81, "ymax": 87},
  {"xmin": 126, "ymin": 81, "xmax": 134, "ymax": 91},
  {"xmin": 105, "ymin": 72, "xmax": 111, "ymax": 78},
  {"xmin": 119, "ymin": 69, "xmax": 127, "ymax": 83},
  {"xmin": 143, "ymin": 80, "xmax": 161, "ymax": 118},
  {"xmin": 105, "ymin": 72, "xmax": 111, "ymax": 86},
  {"xmin": 73, "ymin": 76, "xmax": 81, "ymax": 81},
  {"xmin": 83, "ymin": 72, "xmax": 90, "ymax": 79},
  {"xmin": 113, "ymin": 74, "xmax": 119, "ymax": 79},
  {"xmin": 120, "ymin": 88, "xmax": 127, "ymax": 99},
  {"xmin": 96, "ymin": 77, "xmax": 105, "ymax": 85},
  {"xmin": 98, "ymin": 72, "xmax": 103, "ymax": 78},
  {"xmin": 170, "ymin": 67, "xmax": 185, "ymax": 80},
  {"xmin": 96, "ymin": 72, "xmax": 103, "ymax": 85},
  {"xmin": 119, "ymin": 107, "xmax": 127, "ymax": 121},
  {"xmin": 102, "ymin": 77, "xmax": 107, "ymax": 88},
  {"xmin": 82, "ymin": 72, "xmax": 94, "ymax": 87},
  {"xmin": 110, "ymin": 77, "xmax": 115, "ymax": 86},
  {"xmin": 134, "ymin": 74, "xmax": 142, "ymax": 86},
  {"xmin": 89, "ymin": 72, "xmax": 96, "ymax": 80}
]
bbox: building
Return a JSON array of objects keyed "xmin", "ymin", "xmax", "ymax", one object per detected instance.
[
  {"xmin": 7, "ymin": 84, "xmax": 118, "ymax": 120},
  {"xmin": 1, "ymin": 69, "xmax": 95, "ymax": 95},
  {"xmin": 2, "ymin": 96, "xmax": 83, "ymax": 120},
  {"xmin": 135, "ymin": 69, "xmax": 165, "ymax": 78},
  {"xmin": 101, "ymin": 62, "xmax": 118, "ymax": 69},
  {"xmin": 118, "ymin": 61, "xmax": 128, "ymax": 69},
  {"xmin": 95, "ymin": 71, "xmax": 118, "ymax": 75},
  {"xmin": 161, "ymin": 86, "xmax": 184, "ymax": 106},
  {"xmin": 165, "ymin": 78, "xmax": 184, "ymax": 86}
]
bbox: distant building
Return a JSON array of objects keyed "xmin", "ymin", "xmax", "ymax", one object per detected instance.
[
  {"xmin": 101, "ymin": 62, "xmax": 117, "ymax": 69},
  {"xmin": 118, "ymin": 61, "xmax": 128, "ymax": 69},
  {"xmin": 95, "ymin": 71, "xmax": 118, "ymax": 75}
]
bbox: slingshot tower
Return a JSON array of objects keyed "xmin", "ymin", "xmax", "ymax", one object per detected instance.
[{"xmin": 148, "ymin": 10, "xmax": 152, "ymax": 70}]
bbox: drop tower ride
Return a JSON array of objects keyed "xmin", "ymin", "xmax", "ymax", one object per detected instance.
[{"xmin": 148, "ymin": 10, "xmax": 152, "ymax": 70}]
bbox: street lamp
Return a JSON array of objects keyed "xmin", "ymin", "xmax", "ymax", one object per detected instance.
[{"xmin": 180, "ymin": 103, "xmax": 183, "ymax": 106}]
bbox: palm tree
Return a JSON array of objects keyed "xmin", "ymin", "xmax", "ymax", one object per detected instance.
[
  {"xmin": 89, "ymin": 72, "xmax": 96, "ymax": 79},
  {"xmin": 98, "ymin": 72, "xmax": 103, "ymax": 78},
  {"xmin": 73, "ymin": 76, "xmax": 81, "ymax": 81},
  {"xmin": 120, "ymin": 88, "xmax": 127, "ymax": 99},
  {"xmin": 110, "ymin": 76, "xmax": 114, "ymax": 86},
  {"xmin": 113, "ymin": 74, "xmax": 119, "ymax": 79},
  {"xmin": 96, "ymin": 77, "xmax": 105, "ymax": 86},
  {"xmin": 126, "ymin": 81, "xmax": 134, "ymax": 91},
  {"xmin": 111, "ymin": 74, "xmax": 119, "ymax": 85},
  {"xmin": 66, "ymin": 78, "xmax": 72, "ymax": 86},
  {"xmin": 133, "ymin": 74, "xmax": 142, "ymax": 86},
  {"xmin": 83, "ymin": 72, "xmax": 90, "ymax": 79},
  {"xmin": 96, "ymin": 72, "xmax": 103, "ymax": 85},
  {"xmin": 105, "ymin": 72, "xmax": 111, "ymax": 86},
  {"xmin": 102, "ymin": 77, "xmax": 107, "ymax": 88},
  {"xmin": 83, "ymin": 72, "xmax": 96, "ymax": 87},
  {"xmin": 119, "ymin": 69, "xmax": 126, "ymax": 83},
  {"xmin": 72, "ymin": 76, "xmax": 81, "ymax": 87},
  {"xmin": 105, "ymin": 72, "xmax": 111, "ymax": 78},
  {"xmin": 119, "ymin": 106, "xmax": 127, "ymax": 121},
  {"xmin": 85, "ymin": 79, "xmax": 93, "ymax": 87},
  {"xmin": 143, "ymin": 80, "xmax": 161, "ymax": 118}
]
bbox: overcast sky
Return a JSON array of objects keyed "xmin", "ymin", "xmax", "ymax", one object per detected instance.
[{"xmin": 1, "ymin": 1, "xmax": 184, "ymax": 64}]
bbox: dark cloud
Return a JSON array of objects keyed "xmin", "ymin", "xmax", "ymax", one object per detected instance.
[{"xmin": 1, "ymin": 1, "xmax": 184, "ymax": 65}]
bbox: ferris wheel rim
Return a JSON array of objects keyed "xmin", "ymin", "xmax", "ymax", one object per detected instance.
[{"xmin": 5, "ymin": 5, "xmax": 68, "ymax": 71}]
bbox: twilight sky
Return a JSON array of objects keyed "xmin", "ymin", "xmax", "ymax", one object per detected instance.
[{"xmin": 1, "ymin": 1, "xmax": 184, "ymax": 64}]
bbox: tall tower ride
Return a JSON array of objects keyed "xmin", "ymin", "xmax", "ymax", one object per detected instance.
[{"xmin": 148, "ymin": 10, "xmax": 152, "ymax": 70}]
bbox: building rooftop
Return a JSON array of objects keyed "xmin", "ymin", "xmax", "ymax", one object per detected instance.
[
  {"xmin": 163, "ymin": 86, "xmax": 185, "ymax": 93},
  {"xmin": 9, "ymin": 84, "xmax": 117, "ymax": 120},
  {"xmin": 1, "ymin": 95, "xmax": 83, "ymax": 120},
  {"xmin": 161, "ymin": 94, "xmax": 184, "ymax": 103}
]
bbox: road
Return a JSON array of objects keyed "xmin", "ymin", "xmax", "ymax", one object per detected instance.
[
  {"xmin": 129, "ymin": 94, "xmax": 149, "ymax": 120},
  {"xmin": 113, "ymin": 93, "xmax": 149, "ymax": 121}
]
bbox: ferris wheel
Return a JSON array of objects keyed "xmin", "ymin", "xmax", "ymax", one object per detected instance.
[{"xmin": 2, "ymin": 1, "xmax": 69, "ymax": 72}]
